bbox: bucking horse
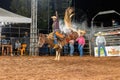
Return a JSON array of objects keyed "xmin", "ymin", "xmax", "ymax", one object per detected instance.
[{"xmin": 38, "ymin": 7, "xmax": 86, "ymax": 61}]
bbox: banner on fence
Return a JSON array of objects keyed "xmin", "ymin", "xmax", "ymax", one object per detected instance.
[{"xmin": 94, "ymin": 46, "xmax": 120, "ymax": 57}]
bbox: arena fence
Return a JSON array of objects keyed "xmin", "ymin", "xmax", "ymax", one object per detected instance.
[{"xmin": 0, "ymin": 25, "xmax": 91, "ymax": 56}]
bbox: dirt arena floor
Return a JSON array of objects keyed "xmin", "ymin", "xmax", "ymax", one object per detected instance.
[{"xmin": 0, "ymin": 55, "xmax": 120, "ymax": 80}]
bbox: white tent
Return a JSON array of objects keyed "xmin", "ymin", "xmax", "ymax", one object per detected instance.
[
  {"xmin": 0, "ymin": 7, "xmax": 31, "ymax": 23},
  {"xmin": 0, "ymin": 7, "xmax": 31, "ymax": 42}
]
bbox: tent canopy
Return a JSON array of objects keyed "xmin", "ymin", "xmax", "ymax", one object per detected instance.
[{"xmin": 0, "ymin": 8, "xmax": 31, "ymax": 23}]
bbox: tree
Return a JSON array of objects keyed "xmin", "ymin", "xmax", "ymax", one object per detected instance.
[
  {"xmin": 10, "ymin": 0, "xmax": 72, "ymax": 31},
  {"xmin": 10, "ymin": 0, "xmax": 31, "ymax": 17},
  {"xmin": 11, "ymin": 0, "xmax": 51, "ymax": 29}
]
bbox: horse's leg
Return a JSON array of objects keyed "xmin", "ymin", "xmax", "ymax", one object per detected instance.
[
  {"xmin": 58, "ymin": 50, "xmax": 60, "ymax": 61},
  {"xmin": 55, "ymin": 50, "xmax": 58, "ymax": 60}
]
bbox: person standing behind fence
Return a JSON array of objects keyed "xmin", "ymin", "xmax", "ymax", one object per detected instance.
[
  {"xmin": 63, "ymin": 44, "xmax": 69, "ymax": 56},
  {"xmin": 76, "ymin": 31, "xmax": 86, "ymax": 57},
  {"xmin": 1, "ymin": 38, "xmax": 8, "ymax": 55},
  {"xmin": 95, "ymin": 32, "xmax": 107, "ymax": 57},
  {"xmin": 23, "ymin": 32, "xmax": 30, "ymax": 55},
  {"xmin": 14, "ymin": 40, "xmax": 21, "ymax": 55},
  {"xmin": 69, "ymin": 39, "xmax": 74, "ymax": 56}
]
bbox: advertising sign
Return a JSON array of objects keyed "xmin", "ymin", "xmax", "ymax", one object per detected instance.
[{"xmin": 94, "ymin": 46, "xmax": 120, "ymax": 57}]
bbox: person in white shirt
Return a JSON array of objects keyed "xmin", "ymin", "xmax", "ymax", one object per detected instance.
[
  {"xmin": 95, "ymin": 32, "xmax": 107, "ymax": 57},
  {"xmin": 15, "ymin": 40, "xmax": 21, "ymax": 55}
]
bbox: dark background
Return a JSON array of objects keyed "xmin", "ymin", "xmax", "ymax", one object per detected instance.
[
  {"xmin": 74, "ymin": 0, "xmax": 120, "ymax": 19},
  {"xmin": 0, "ymin": 0, "xmax": 11, "ymax": 10},
  {"xmin": 72, "ymin": 0, "xmax": 120, "ymax": 26},
  {"xmin": 0, "ymin": 0, "xmax": 120, "ymax": 26}
]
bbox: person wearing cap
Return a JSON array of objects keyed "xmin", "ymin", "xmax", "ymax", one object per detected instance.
[
  {"xmin": 51, "ymin": 11, "xmax": 60, "ymax": 49},
  {"xmin": 112, "ymin": 19, "xmax": 119, "ymax": 27},
  {"xmin": 76, "ymin": 31, "xmax": 86, "ymax": 57},
  {"xmin": 95, "ymin": 32, "xmax": 107, "ymax": 57}
]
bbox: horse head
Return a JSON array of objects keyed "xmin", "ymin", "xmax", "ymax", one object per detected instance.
[{"xmin": 38, "ymin": 33, "xmax": 46, "ymax": 47}]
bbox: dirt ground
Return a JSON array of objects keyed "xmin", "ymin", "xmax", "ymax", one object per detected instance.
[{"xmin": 0, "ymin": 55, "xmax": 120, "ymax": 80}]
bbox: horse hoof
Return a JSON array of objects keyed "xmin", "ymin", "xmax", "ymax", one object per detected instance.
[{"xmin": 54, "ymin": 58, "xmax": 57, "ymax": 60}]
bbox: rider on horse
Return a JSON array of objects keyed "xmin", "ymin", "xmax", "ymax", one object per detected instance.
[{"xmin": 51, "ymin": 11, "xmax": 61, "ymax": 49}]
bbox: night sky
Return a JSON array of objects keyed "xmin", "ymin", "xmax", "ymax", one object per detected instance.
[
  {"xmin": 0, "ymin": 0, "xmax": 11, "ymax": 10},
  {"xmin": 73, "ymin": 0, "xmax": 120, "ymax": 26},
  {"xmin": 0, "ymin": 0, "xmax": 120, "ymax": 26},
  {"xmin": 75, "ymin": 0, "xmax": 120, "ymax": 18}
]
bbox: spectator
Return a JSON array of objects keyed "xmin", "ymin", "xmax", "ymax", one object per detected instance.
[
  {"xmin": 23, "ymin": 32, "xmax": 30, "ymax": 55},
  {"xmin": 63, "ymin": 44, "xmax": 69, "ymax": 56},
  {"xmin": 112, "ymin": 19, "xmax": 119, "ymax": 27},
  {"xmin": 49, "ymin": 48, "xmax": 55, "ymax": 56},
  {"xmin": 76, "ymin": 31, "xmax": 85, "ymax": 57},
  {"xmin": 39, "ymin": 44, "xmax": 49, "ymax": 56},
  {"xmin": 1, "ymin": 38, "xmax": 7, "ymax": 55},
  {"xmin": 14, "ymin": 40, "xmax": 21, "ymax": 55},
  {"xmin": 69, "ymin": 39, "xmax": 74, "ymax": 56},
  {"xmin": 2, "ymin": 38, "xmax": 7, "ymax": 45},
  {"xmin": 95, "ymin": 32, "xmax": 107, "ymax": 57}
]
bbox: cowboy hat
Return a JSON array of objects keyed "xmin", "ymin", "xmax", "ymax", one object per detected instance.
[
  {"xmin": 98, "ymin": 32, "xmax": 102, "ymax": 34},
  {"xmin": 97, "ymin": 32, "xmax": 103, "ymax": 36},
  {"xmin": 78, "ymin": 30, "xmax": 86, "ymax": 34},
  {"xmin": 77, "ymin": 30, "xmax": 86, "ymax": 36},
  {"xmin": 51, "ymin": 16, "xmax": 57, "ymax": 19},
  {"xmin": 80, "ymin": 30, "xmax": 86, "ymax": 34}
]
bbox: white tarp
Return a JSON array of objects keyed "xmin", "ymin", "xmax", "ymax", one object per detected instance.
[{"xmin": 0, "ymin": 8, "xmax": 31, "ymax": 23}]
